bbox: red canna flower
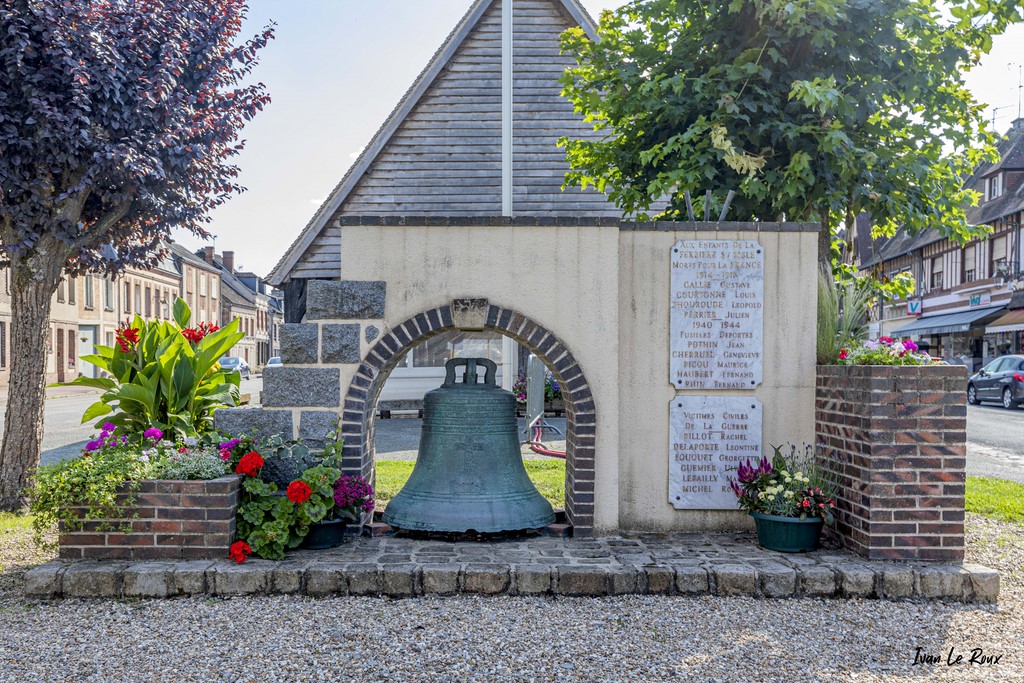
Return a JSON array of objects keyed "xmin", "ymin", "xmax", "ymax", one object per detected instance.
[{"xmin": 116, "ymin": 325, "xmax": 141, "ymax": 352}]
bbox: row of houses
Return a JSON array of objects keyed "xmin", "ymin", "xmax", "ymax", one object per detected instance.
[
  {"xmin": 859, "ymin": 118, "xmax": 1024, "ymax": 372},
  {"xmin": 0, "ymin": 243, "xmax": 282, "ymax": 387}
]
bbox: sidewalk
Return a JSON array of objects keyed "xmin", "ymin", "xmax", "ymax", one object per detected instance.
[{"xmin": 0, "ymin": 384, "xmax": 103, "ymax": 406}]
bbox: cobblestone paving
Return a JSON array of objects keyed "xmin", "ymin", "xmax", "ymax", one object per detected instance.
[{"xmin": 25, "ymin": 531, "xmax": 998, "ymax": 603}]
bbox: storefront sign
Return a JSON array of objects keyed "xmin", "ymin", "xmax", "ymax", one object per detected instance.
[
  {"xmin": 969, "ymin": 292, "xmax": 992, "ymax": 308},
  {"xmin": 670, "ymin": 240, "xmax": 764, "ymax": 390},
  {"xmin": 669, "ymin": 396, "xmax": 763, "ymax": 509},
  {"xmin": 907, "ymin": 299, "xmax": 923, "ymax": 317}
]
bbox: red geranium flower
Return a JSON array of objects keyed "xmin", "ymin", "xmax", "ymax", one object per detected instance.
[
  {"xmin": 838, "ymin": 349, "xmax": 849, "ymax": 361},
  {"xmin": 802, "ymin": 499, "xmax": 811, "ymax": 508},
  {"xmin": 286, "ymin": 480, "xmax": 312, "ymax": 504},
  {"xmin": 235, "ymin": 451, "xmax": 265, "ymax": 477},
  {"xmin": 228, "ymin": 541, "xmax": 252, "ymax": 563}
]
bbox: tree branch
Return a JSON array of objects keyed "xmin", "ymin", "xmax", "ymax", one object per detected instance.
[{"xmin": 72, "ymin": 197, "xmax": 133, "ymax": 250}]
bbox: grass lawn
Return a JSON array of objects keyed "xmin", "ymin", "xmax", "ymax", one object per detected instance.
[
  {"xmin": 374, "ymin": 459, "xmax": 566, "ymax": 511},
  {"xmin": 965, "ymin": 476, "xmax": 1024, "ymax": 525},
  {"xmin": 0, "ymin": 512, "xmax": 33, "ymax": 533}
]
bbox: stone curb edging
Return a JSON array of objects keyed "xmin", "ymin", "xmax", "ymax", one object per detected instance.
[{"xmin": 24, "ymin": 559, "xmax": 998, "ymax": 603}]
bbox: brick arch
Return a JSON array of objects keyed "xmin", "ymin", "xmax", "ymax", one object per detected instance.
[{"xmin": 339, "ymin": 304, "xmax": 596, "ymax": 536}]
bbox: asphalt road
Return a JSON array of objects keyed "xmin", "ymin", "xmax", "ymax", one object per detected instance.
[{"xmin": 6, "ymin": 379, "xmax": 1022, "ymax": 482}]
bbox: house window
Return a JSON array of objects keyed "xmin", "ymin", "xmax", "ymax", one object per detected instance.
[
  {"xmin": 988, "ymin": 175, "xmax": 1001, "ymax": 200},
  {"xmin": 134, "ymin": 284, "xmax": 142, "ymax": 314},
  {"xmin": 199, "ymin": 275, "xmax": 207, "ymax": 296},
  {"xmin": 104, "ymin": 278, "xmax": 114, "ymax": 310},
  {"xmin": 211, "ymin": 279, "xmax": 218, "ymax": 299},
  {"xmin": 105, "ymin": 332, "xmax": 114, "ymax": 348},
  {"xmin": 0, "ymin": 321, "xmax": 6, "ymax": 369},
  {"xmin": 125, "ymin": 283, "xmax": 132, "ymax": 313},
  {"xmin": 145, "ymin": 287, "xmax": 152, "ymax": 317},
  {"xmin": 154, "ymin": 289, "xmax": 161, "ymax": 318},
  {"xmin": 57, "ymin": 279, "xmax": 65, "ymax": 303},
  {"xmin": 68, "ymin": 276, "xmax": 75, "ymax": 304},
  {"xmin": 963, "ymin": 245, "xmax": 976, "ymax": 282},
  {"xmin": 163, "ymin": 291, "xmax": 170, "ymax": 318},
  {"xmin": 67, "ymin": 330, "xmax": 76, "ymax": 368},
  {"xmin": 991, "ymin": 235, "xmax": 1008, "ymax": 277},
  {"xmin": 84, "ymin": 274, "xmax": 94, "ymax": 309},
  {"xmin": 930, "ymin": 257, "xmax": 943, "ymax": 290}
]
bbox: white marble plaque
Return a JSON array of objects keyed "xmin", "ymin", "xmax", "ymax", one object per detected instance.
[
  {"xmin": 669, "ymin": 396, "xmax": 762, "ymax": 509},
  {"xmin": 670, "ymin": 240, "xmax": 763, "ymax": 389}
]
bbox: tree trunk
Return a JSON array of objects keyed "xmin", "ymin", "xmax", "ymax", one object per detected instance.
[
  {"xmin": 0, "ymin": 240, "xmax": 66, "ymax": 510},
  {"xmin": 818, "ymin": 220, "xmax": 832, "ymax": 273}
]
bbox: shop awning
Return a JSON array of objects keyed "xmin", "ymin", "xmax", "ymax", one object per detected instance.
[
  {"xmin": 986, "ymin": 308, "xmax": 1024, "ymax": 334},
  {"xmin": 891, "ymin": 306, "xmax": 1006, "ymax": 337}
]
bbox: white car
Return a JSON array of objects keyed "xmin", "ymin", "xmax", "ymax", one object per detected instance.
[{"xmin": 266, "ymin": 356, "xmax": 282, "ymax": 368}]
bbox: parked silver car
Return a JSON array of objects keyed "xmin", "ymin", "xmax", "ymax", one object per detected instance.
[
  {"xmin": 219, "ymin": 355, "xmax": 250, "ymax": 380},
  {"xmin": 266, "ymin": 356, "xmax": 282, "ymax": 368},
  {"xmin": 967, "ymin": 355, "xmax": 1024, "ymax": 409}
]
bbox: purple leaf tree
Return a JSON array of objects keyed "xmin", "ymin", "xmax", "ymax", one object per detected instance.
[{"xmin": 0, "ymin": 0, "xmax": 273, "ymax": 509}]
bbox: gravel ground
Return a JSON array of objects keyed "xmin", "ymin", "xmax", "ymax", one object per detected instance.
[{"xmin": 0, "ymin": 514, "xmax": 1020, "ymax": 683}]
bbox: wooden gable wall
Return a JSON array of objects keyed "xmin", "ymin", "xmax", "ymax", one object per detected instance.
[{"xmin": 288, "ymin": 0, "xmax": 615, "ymax": 280}]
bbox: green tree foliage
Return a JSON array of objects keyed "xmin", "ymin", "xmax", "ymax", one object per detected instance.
[{"xmin": 560, "ymin": 0, "xmax": 1024, "ymax": 267}]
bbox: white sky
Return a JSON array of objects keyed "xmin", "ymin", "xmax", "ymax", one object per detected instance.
[{"xmin": 175, "ymin": 1, "xmax": 1024, "ymax": 277}]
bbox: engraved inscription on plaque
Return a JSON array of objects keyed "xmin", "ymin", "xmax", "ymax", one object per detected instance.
[
  {"xmin": 670, "ymin": 240, "xmax": 763, "ymax": 390},
  {"xmin": 669, "ymin": 396, "xmax": 763, "ymax": 510}
]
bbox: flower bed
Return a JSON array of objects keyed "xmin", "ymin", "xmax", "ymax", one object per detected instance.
[{"xmin": 58, "ymin": 475, "xmax": 242, "ymax": 560}]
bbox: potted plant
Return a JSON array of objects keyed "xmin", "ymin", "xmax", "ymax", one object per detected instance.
[
  {"xmin": 232, "ymin": 429, "xmax": 375, "ymax": 559},
  {"xmin": 728, "ymin": 444, "xmax": 838, "ymax": 553}
]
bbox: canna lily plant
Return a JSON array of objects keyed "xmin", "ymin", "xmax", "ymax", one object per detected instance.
[{"xmin": 51, "ymin": 298, "xmax": 245, "ymax": 438}]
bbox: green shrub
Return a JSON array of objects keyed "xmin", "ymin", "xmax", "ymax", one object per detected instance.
[{"xmin": 52, "ymin": 298, "xmax": 244, "ymax": 438}]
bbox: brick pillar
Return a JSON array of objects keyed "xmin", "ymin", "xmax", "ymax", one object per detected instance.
[{"xmin": 815, "ymin": 365, "xmax": 967, "ymax": 561}]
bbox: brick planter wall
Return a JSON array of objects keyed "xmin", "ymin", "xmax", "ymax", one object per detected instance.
[
  {"xmin": 815, "ymin": 365, "xmax": 967, "ymax": 561},
  {"xmin": 59, "ymin": 475, "xmax": 241, "ymax": 560}
]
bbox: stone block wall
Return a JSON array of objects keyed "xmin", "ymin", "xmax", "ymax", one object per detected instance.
[
  {"xmin": 815, "ymin": 365, "xmax": 968, "ymax": 561},
  {"xmin": 58, "ymin": 476, "xmax": 241, "ymax": 560}
]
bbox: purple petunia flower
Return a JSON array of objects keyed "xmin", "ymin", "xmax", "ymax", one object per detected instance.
[
  {"xmin": 85, "ymin": 439, "xmax": 104, "ymax": 452},
  {"xmin": 144, "ymin": 427, "xmax": 163, "ymax": 441},
  {"xmin": 101, "ymin": 422, "xmax": 116, "ymax": 434},
  {"xmin": 219, "ymin": 438, "xmax": 240, "ymax": 451}
]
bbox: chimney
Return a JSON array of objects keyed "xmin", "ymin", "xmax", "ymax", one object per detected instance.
[
  {"xmin": 204, "ymin": 246, "xmax": 214, "ymax": 264},
  {"xmin": 1010, "ymin": 118, "xmax": 1024, "ymax": 138},
  {"xmin": 222, "ymin": 251, "xmax": 235, "ymax": 274}
]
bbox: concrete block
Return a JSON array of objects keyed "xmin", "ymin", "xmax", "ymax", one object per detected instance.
[
  {"xmin": 262, "ymin": 367, "xmax": 340, "ymax": 408},
  {"xmin": 798, "ymin": 565, "xmax": 837, "ymax": 597},
  {"xmin": 172, "ymin": 561, "xmax": 214, "ymax": 595},
  {"xmin": 513, "ymin": 566, "xmax": 552, "ymax": 595},
  {"xmin": 711, "ymin": 564, "xmax": 758, "ymax": 597},
  {"xmin": 643, "ymin": 565, "xmax": 675, "ymax": 594},
  {"xmin": 757, "ymin": 564, "xmax": 796, "ymax": 598},
  {"xmin": 451, "ymin": 298, "xmax": 489, "ymax": 330},
  {"xmin": 63, "ymin": 562, "xmax": 126, "ymax": 598},
  {"xmin": 555, "ymin": 566, "xmax": 609, "ymax": 596},
  {"xmin": 279, "ymin": 324, "xmax": 318, "ymax": 364},
  {"xmin": 837, "ymin": 565, "xmax": 877, "ymax": 598},
  {"xmin": 214, "ymin": 408, "xmax": 292, "ymax": 441},
  {"xmin": 382, "ymin": 565, "xmax": 418, "ymax": 597},
  {"xmin": 271, "ymin": 562, "xmax": 307, "ymax": 594},
  {"xmin": 963, "ymin": 563, "xmax": 1000, "ymax": 604},
  {"xmin": 307, "ymin": 280, "xmax": 386, "ymax": 320},
  {"xmin": 23, "ymin": 562, "xmax": 65, "ymax": 598},
  {"xmin": 346, "ymin": 564, "xmax": 382, "ymax": 595},
  {"xmin": 305, "ymin": 563, "xmax": 347, "ymax": 596},
  {"xmin": 212, "ymin": 560, "xmax": 271, "ymax": 595},
  {"xmin": 298, "ymin": 411, "xmax": 340, "ymax": 449},
  {"xmin": 918, "ymin": 565, "xmax": 966, "ymax": 599},
  {"xmin": 674, "ymin": 565, "xmax": 710, "ymax": 595},
  {"xmin": 464, "ymin": 564, "xmax": 511, "ymax": 595},
  {"xmin": 421, "ymin": 565, "xmax": 460, "ymax": 595},
  {"xmin": 321, "ymin": 324, "xmax": 361, "ymax": 364},
  {"xmin": 608, "ymin": 566, "xmax": 640, "ymax": 595},
  {"xmin": 123, "ymin": 563, "xmax": 173, "ymax": 598},
  {"xmin": 881, "ymin": 567, "xmax": 915, "ymax": 599}
]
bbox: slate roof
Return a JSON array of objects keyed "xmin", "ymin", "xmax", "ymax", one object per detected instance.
[{"xmin": 860, "ymin": 120, "xmax": 1024, "ymax": 269}]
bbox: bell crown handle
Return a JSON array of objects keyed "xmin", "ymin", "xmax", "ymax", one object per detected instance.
[{"xmin": 443, "ymin": 357, "xmax": 497, "ymax": 386}]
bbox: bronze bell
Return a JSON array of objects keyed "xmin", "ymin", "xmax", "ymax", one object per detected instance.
[{"xmin": 383, "ymin": 357, "xmax": 556, "ymax": 533}]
